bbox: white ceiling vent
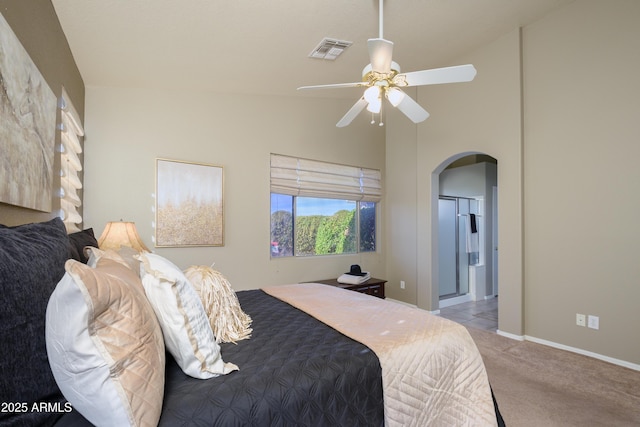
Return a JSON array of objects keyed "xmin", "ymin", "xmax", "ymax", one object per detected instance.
[{"xmin": 308, "ymin": 38, "xmax": 352, "ymax": 60}]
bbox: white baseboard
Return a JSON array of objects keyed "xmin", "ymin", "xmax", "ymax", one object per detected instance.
[
  {"xmin": 496, "ymin": 330, "xmax": 525, "ymax": 341},
  {"xmin": 496, "ymin": 330, "xmax": 639, "ymax": 371},
  {"xmin": 524, "ymin": 335, "xmax": 640, "ymax": 372},
  {"xmin": 439, "ymin": 293, "xmax": 473, "ymax": 308}
]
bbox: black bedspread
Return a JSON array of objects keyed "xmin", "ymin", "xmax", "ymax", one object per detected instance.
[{"xmin": 55, "ymin": 290, "xmax": 384, "ymax": 427}]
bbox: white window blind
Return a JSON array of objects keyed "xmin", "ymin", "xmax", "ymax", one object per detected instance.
[
  {"xmin": 58, "ymin": 88, "xmax": 84, "ymax": 233},
  {"xmin": 270, "ymin": 153, "xmax": 381, "ymax": 202}
]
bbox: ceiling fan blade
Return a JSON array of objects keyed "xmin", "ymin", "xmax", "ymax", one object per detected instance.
[
  {"xmin": 367, "ymin": 38, "xmax": 394, "ymax": 73},
  {"xmin": 336, "ymin": 98, "xmax": 368, "ymax": 128},
  {"xmin": 400, "ymin": 64, "xmax": 477, "ymax": 87},
  {"xmin": 395, "ymin": 91, "xmax": 430, "ymax": 123},
  {"xmin": 297, "ymin": 82, "xmax": 365, "ymax": 91}
]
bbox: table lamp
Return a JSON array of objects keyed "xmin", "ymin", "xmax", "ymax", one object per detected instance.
[{"xmin": 98, "ymin": 221, "xmax": 150, "ymax": 252}]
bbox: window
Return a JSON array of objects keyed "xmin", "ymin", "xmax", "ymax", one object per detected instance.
[
  {"xmin": 270, "ymin": 154, "xmax": 381, "ymax": 257},
  {"xmin": 270, "ymin": 195, "xmax": 376, "ymax": 257}
]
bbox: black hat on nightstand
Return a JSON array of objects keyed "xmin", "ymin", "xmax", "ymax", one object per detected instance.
[{"xmin": 346, "ymin": 264, "xmax": 367, "ymax": 276}]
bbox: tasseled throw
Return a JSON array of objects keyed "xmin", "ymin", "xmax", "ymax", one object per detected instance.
[{"xmin": 184, "ymin": 265, "xmax": 252, "ymax": 344}]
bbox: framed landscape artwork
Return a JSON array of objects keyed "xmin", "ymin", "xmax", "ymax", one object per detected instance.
[
  {"xmin": 0, "ymin": 14, "xmax": 57, "ymax": 212},
  {"xmin": 155, "ymin": 158, "xmax": 224, "ymax": 247}
]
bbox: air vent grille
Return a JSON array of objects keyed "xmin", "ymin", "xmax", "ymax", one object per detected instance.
[{"xmin": 308, "ymin": 38, "xmax": 352, "ymax": 60}]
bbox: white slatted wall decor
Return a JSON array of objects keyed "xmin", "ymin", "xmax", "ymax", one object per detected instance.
[{"xmin": 58, "ymin": 88, "xmax": 84, "ymax": 233}]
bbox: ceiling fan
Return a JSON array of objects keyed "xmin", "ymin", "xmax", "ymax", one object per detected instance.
[{"xmin": 297, "ymin": 0, "xmax": 477, "ymax": 127}]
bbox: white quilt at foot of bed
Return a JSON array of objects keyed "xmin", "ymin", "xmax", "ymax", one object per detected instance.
[{"xmin": 263, "ymin": 283, "xmax": 497, "ymax": 427}]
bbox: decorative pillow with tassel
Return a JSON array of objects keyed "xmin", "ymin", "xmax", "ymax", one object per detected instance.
[{"xmin": 184, "ymin": 265, "xmax": 252, "ymax": 344}]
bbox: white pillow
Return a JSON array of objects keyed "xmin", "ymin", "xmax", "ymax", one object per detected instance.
[
  {"xmin": 136, "ymin": 252, "xmax": 238, "ymax": 378},
  {"xmin": 86, "ymin": 246, "xmax": 142, "ymax": 276},
  {"xmin": 46, "ymin": 258, "xmax": 165, "ymax": 427}
]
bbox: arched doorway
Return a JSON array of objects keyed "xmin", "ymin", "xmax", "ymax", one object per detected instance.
[{"xmin": 433, "ymin": 153, "xmax": 499, "ymax": 330}]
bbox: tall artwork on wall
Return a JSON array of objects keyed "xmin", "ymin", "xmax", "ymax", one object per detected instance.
[
  {"xmin": 156, "ymin": 158, "xmax": 224, "ymax": 247},
  {"xmin": 0, "ymin": 14, "xmax": 57, "ymax": 212}
]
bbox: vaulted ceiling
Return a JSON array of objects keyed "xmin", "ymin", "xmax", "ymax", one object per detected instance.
[{"xmin": 53, "ymin": 0, "xmax": 574, "ymax": 99}]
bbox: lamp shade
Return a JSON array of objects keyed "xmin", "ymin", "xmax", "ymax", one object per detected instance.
[
  {"xmin": 366, "ymin": 97, "xmax": 382, "ymax": 113},
  {"xmin": 385, "ymin": 87, "xmax": 405, "ymax": 107},
  {"xmin": 363, "ymin": 86, "xmax": 380, "ymax": 103},
  {"xmin": 98, "ymin": 221, "xmax": 150, "ymax": 252}
]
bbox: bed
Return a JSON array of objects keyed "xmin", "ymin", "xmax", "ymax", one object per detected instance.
[
  {"xmin": 56, "ymin": 288, "xmax": 385, "ymax": 426},
  {"xmin": 0, "ymin": 218, "xmax": 503, "ymax": 426}
]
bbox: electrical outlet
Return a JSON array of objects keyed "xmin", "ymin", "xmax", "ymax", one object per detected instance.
[
  {"xmin": 400, "ymin": 280, "xmax": 405, "ymax": 289},
  {"xmin": 576, "ymin": 313, "xmax": 586, "ymax": 327},
  {"xmin": 588, "ymin": 315, "xmax": 599, "ymax": 330}
]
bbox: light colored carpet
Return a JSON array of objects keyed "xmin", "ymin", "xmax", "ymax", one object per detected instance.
[{"xmin": 466, "ymin": 327, "xmax": 640, "ymax": 426}]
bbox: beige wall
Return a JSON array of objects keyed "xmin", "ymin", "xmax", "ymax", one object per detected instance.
[
  {"xmin": 522, "ymin": 0, "xmax": 640, "ymax": 365},
  {"xmin": 0, "ymin": 3, "xmax": 84, "ymax": 226},
  {"xmin": 82, "ymin": 86, "xmax": 386, "ymax": 289},
  {"xmin": 384, "ymin": 98, "xmax": 419, "ymax": 302},
  {"xmin": 385, "ymin": 0, "xmax": 640, "ymax": 366}
]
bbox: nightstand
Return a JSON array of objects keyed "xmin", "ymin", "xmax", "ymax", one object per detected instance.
[{"xmin": 309, "ymin": 277, "xmax": 386, "ymax": 299}]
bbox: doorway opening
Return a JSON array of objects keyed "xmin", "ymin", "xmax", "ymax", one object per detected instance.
[
  {"xmin": 435, "ymin": 153, "xmax": 498, "ymax": 329},
  {"xmin": 438, "ymin": 196, "xmax": 479, "ymax": 305}
]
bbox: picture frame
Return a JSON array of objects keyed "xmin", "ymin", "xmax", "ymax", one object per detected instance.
[
  {"xmin": 155, "ymin": 158, "xmax": 224, "ymax": 247},
  {"xmin": 0, "ymin": 14, "xmax": 57, "ymax": 212}
]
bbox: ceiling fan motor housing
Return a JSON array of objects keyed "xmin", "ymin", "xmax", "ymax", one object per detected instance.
[{"xmin": 361, "ymin": 61, "xmax": 401, "ymax": 80}]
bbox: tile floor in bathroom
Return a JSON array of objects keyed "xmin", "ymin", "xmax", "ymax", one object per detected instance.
[{"xmin": 438, "ymin": 297, "xmax": 498, "ymax": 332}]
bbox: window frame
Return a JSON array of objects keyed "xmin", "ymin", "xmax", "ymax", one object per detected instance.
[
  {"xmin": 269, "ymin": 153, "xmax": 382, "ymax": 259},
  {"xmin": 270, "ymin": 193, "xmax": 378, "ymax": 258}
]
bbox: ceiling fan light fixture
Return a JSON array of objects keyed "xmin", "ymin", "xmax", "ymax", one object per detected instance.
[
  {"xmin": 366, "ymin": 97, "xmax": 382, "ymax": 114},
  {"xmin": 297, "ymin": 0, "xmax": 476, "ymax": 127},
  {"xmin": 386, "ymin": 87, "xmax": 405, "ymax": 107},
  {"xmin": 363, "ymin": 86, "xmax": 381, "ymax": 103}
]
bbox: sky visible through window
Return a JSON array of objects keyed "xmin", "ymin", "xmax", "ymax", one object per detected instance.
[{"xmin": 271, "ymin": 194, "xmax": 355, "ymax": 216}]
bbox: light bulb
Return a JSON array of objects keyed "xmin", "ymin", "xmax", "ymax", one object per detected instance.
[
  {"xmin": 386, "ymin": 87, "xmax": 405, "ymax": 107},
  {"xmin": 364, "ymin": 86, "xmax": 381, "ymax": 103},
  {"xmin": 366, "ymin": 98, "xmax": 382, "ymax": 113}
]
